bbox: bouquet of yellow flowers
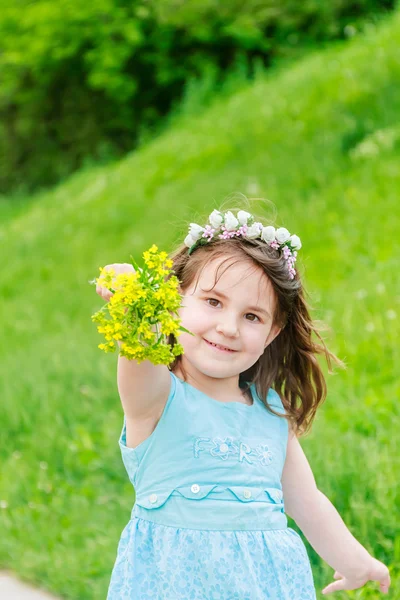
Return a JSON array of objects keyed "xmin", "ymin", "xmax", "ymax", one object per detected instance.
[{"xmin": 90, "ymin": 245, "xmax": 191, "ymax": 365}]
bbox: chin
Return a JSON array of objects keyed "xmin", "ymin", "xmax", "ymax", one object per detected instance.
[{"xmin": 190, "ymin": 360, "xmax": 245, "ymax": 379}]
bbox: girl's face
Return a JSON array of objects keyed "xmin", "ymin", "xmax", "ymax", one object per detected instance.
[{"xmin": 176, "ymin": 256, "xmax": 280, "ymax": 387}]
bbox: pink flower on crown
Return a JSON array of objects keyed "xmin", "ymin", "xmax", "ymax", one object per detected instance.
[{"xmin": 202, "ymin": 225, "xmax": 215, "ymax": 240}]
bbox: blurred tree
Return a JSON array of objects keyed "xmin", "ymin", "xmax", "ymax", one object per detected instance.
[{"xmin": 0, "ymin": 0, "xmax": 395, "ymax": 195}]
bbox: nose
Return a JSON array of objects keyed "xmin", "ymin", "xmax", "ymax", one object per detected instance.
[{"xmin": 216, "ymin": 314, "xmax": 239, "ymax": 338}]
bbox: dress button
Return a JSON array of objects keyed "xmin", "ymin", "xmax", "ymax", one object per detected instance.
[
  {"xmin": 149, "ymin": 493, "xmax": 158, "ymax": 504},
  {"xmin": 191, "ymin": 484, "xmax": 200, "ymax": 494},
  {"xmin": 243, "ymin": 489, "xmax": 252, "ymax": 499}
]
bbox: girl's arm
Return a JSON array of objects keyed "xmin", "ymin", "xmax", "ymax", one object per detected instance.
[
  {"xmin": 96, "ymin": 263, "xmax": 172, "ymax": 447},
  {"xmin": 281, "ymin": 429, "xmax": 391, "ymax": 595}
]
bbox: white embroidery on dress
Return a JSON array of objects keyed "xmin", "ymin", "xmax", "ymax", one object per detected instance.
[
  {"xmin": 210, "ymin": 437, "xmax": 239, "ymax": 460},
  {"xmin": 193, "ymin": 437, "xmax": 274, "ymax": 466},
  {"xmin": 255, "ymin": 444, "xmax": 273, "ymax": 466},
  {"xmin": 193, "ymin": 437, "xmax": 211, "ymax": 458},
  {"xmin": 239, "ymin": 442, "xmax": 253, "ymax": 464}
]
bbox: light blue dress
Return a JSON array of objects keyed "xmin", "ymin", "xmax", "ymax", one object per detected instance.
[{"xmin": 107, "ymin": 371, "xmax": 316, "ymax": 599}]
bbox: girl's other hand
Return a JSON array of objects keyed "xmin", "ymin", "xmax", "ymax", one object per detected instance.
[
  {"xmin": 322, "ymin": 557, "xmax": 391, "ymax": 595},
  {"xmin": 95, "ymin": 263, "xmax": 135, "ymax": 303}
]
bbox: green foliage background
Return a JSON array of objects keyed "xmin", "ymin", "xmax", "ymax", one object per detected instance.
[
  {"xmin": 0, "ymin": 6, "xmax": 400, "ymax": 600},
  {"xmin": 0, "ymin": 0, "xmax": 395, "ymax": 195}
]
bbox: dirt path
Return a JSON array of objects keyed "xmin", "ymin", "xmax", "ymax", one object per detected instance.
[{"xmin": 0, "ymin": 573, "xmax": 60, "ymax": 599}]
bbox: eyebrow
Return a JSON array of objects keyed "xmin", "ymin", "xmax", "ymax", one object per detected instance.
[{"xmin": 202, "ymin": 289, "xmax": 271, "ymax": 317}]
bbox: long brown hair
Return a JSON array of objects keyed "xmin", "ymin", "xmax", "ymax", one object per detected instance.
[{"xmin": 167, "ymin": 236, "xmax": 344, "ymax": 436}]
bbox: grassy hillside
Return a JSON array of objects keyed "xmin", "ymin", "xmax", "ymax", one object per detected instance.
[{"xmin": 1, "ymin": 10, "xmax": 400, "ymax": 600}]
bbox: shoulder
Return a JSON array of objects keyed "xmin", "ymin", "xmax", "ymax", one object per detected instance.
[
  {"xmin": 266, "ymin": 388, "xmax": 286, "ymax": 414},
  {"xmin": 251, "ymin": 383, "xmax": 286, "ymax": 414},
  {"xmin": 121, "ymin": 370, "xmax": 179, "ymax": 451},
  {"xmin": 169, "ymin": 370, "xmax": 184, "ymax": 393}
]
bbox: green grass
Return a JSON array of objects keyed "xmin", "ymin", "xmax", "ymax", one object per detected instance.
[{"xmin": 1, "ymin": 10, "xmax": 400, "ymax": 600}]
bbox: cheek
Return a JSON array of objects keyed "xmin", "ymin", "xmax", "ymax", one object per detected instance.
[
  {"xmin": 179, "ymin": 302, "xmax": 204, "ymax": 330},
  {"xmin": 177, "ymin": 305, "xmax": 207, "ymax": 350},
  {"xmin": 245, "ymin": 327, "xmax": 269, "ymax": 351}
]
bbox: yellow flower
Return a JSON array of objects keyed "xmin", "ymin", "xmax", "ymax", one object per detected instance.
[{"xmin": 90, "ymin": 245, "xmax": 192, "ymax": 365}]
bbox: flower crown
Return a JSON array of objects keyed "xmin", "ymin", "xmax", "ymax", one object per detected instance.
[{"xmin": 184, "ymin": 210, "xmax": 302, "ymax": 280}]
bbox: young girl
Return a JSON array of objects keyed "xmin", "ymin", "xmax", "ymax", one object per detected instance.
[{"xmin": 96, "ymin": 208, "xmax": 391, "ymax": 599}]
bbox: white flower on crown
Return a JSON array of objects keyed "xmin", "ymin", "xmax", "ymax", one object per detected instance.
[
  {"xmin": 237, "ymin": 210, "xmax": 252, "ymax": 225},
  {"xmin": 261, "ymin": 226, "xmax": 276, "ymax": 243},
  {"xmin": 184, "ymin": 209, "xmax": 301, "ymax": 279},
  {"xmin": 246, "ymin": 223, "xmax": 262, "ymax": 239},
  {"xmin": 224, "ymin": 211, "xmax": 239, "ymax": 231},
  {"xmin": 275, "ymin": 227, "xmax": 291, "ymax": 243},
  {"xmin": 290, "ymin": 234, "xmax": 302, "ymax": 250},
  {"xmin": 184, "ymin": 233, "xmax": 198, "ymax": 248},
  {"xmin": 189, "ymin": 223, "xmax": 204, "ymax": 240},
  {"xmin": 209, "ymin": 210, "xmax": 223, "ymax": 228}
]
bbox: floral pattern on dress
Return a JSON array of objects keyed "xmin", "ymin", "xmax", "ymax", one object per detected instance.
[
  {"xmin": 210, "ymin": 437, "xmax": 239, "ymax": 460},
  {"xmin": 107, "ymin": 517, "xmax": 316, "ymax": 600},
  {"xmin": 255, "ymin": 444, "xmax": 274, "ymax": 466}
]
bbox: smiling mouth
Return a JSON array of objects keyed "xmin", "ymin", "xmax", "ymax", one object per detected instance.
[{"xmin": 204, "ymin": 339, "xmax": 238, "ymax": 352}]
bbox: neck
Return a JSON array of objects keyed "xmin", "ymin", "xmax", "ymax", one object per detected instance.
[{"xmin": 173, "ymin": 360, "xmax": 243, "ymax": 401}]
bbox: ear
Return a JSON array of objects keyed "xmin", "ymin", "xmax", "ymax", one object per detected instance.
[{"xmin": 264, "ymin": 324, "xmax": 281, "ymax": 349}]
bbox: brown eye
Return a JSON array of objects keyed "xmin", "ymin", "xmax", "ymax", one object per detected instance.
[
  {"xmin": 246, "ymin": 313, "xmax": 260, "ymax": 322},
  {"xmin": 206, "ymin": 298, "xmax": 220, "ymax": 307}
]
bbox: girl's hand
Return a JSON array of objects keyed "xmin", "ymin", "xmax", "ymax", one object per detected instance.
[
  {"xmin": 322, "ymin": 557, "xmax": 391, "ymax": 595},
  {"xmin": 95, "ymin": 263, "xmax": 135, "ymax": 302}
]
